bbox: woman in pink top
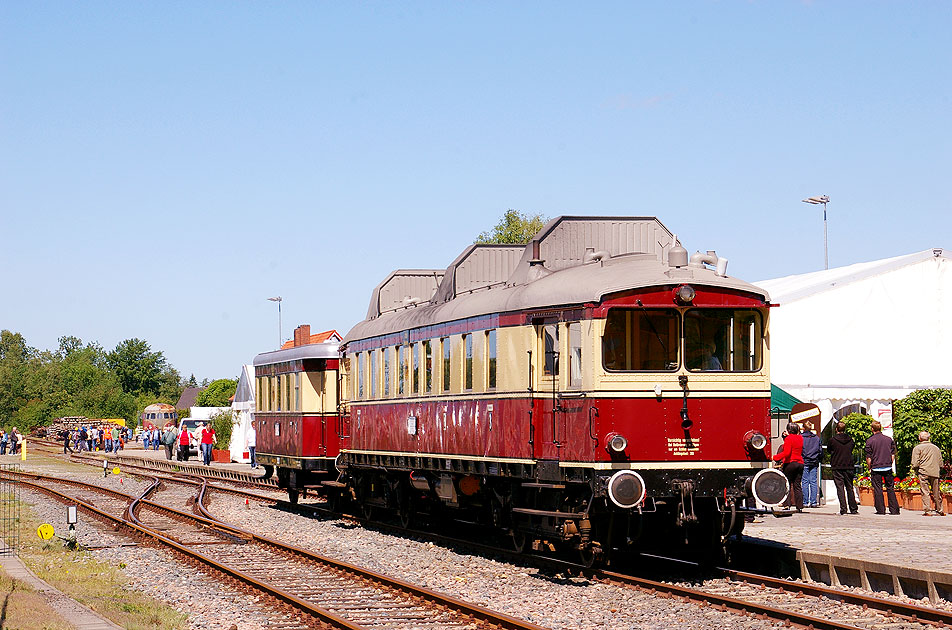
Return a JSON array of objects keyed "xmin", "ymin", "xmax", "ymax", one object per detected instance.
[
  {"xmin": 178, "ymin": 424, "xmax": 191, "ymax": 462},
  {"xmin": 200, "ymin": 423, "xmax": 216, "ymax": 465},
  {"xmin": 773, "ymin": 422, "xmax": 805, "ymax": 511}
]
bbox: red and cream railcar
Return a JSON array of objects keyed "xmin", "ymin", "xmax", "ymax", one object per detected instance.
[
  {"xmin": 253, "ymin": 333, "xmax": 346, "ymax": 503},
  {"xmin": 338, "ymin": 216, "xmax": 788, "ymax": 563}
]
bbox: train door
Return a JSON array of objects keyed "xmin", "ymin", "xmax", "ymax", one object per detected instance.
[{"xmin": 535, "ymin": 320, "xmax": 564, "ymax": 462}]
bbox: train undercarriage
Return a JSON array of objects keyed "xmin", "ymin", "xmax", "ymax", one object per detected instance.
[{"xmin": 265, "ymin": 452, "xmax": 782, "ymax": 566}]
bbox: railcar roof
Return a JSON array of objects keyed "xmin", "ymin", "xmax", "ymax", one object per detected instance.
[
  {"xmin": 253, "ymin": 341, "xmax": 340, "ymax": 366},
  {"xmin": 344, "ymin": 248, "xmax": 768, "ymax": 344}
]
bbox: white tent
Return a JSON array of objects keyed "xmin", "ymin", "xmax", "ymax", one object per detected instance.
[
  {"xmin": 755, "ymin": 248, "xmax": 951, "ymax": 433},
  {"xmin": 230, "ymin": 364, "xmax": 255, "ymax": 462}
]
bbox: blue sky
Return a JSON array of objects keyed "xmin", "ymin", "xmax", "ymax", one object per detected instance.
[{"xmin": 2, "ymin": 2, "xmax": 950, "ymax": 380}]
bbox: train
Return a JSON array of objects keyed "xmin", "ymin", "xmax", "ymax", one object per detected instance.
[{"xmin": 252, "ymin": 216, "xmax": 789, "ymax": 564}]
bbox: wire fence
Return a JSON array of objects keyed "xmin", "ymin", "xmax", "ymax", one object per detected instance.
[{"xmin": 0, "ymin": 463, "xmax": 21, "ymax": 556}]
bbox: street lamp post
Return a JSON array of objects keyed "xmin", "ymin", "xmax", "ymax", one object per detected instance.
[
  {"xmin": 802, "ymin": 195, "xmax": 830, "ymax": 270},
  {"xmin": 267, "ymin": 296, "xmax": 282, "ymax": 348}
]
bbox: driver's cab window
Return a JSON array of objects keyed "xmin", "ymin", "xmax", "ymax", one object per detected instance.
[{"xmin": 602, "ymin": 308, "xmax": 679, "ymax": 371}]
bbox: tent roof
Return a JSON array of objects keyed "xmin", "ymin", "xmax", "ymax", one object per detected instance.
[
  {"xmin": 755, "ymin": 248, "xmax": 951, "ymax": 404},
  {"xmin": 756, "ymin": 248, "xmax": 946, "ymax": 304}
]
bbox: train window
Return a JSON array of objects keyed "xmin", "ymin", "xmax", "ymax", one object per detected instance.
[
  {"xmin": 370, "ymin": 349, "xmax": 378, "ymax": 398},
  {"xmin": 543, "ymin": 324, "xmax": 559, "ymax": 377},
  {"xmin": 486, "ymin": 329, "xmax": 497, "ymax": 389},
  {"xmin": 294, "ymin": 372, "xmax": 301, "ymax": 410},
  {"xmin": 685, "ymin": 309, "xmax": 763, "ymax": 372},
  {"xmin": 568, "ymin": 323, "xmax": 582, "ymax": 387},
  {"xmin": 357, "ymin": 352, "xmax": 365, "ymax": 399},
  {"xmin": 384, "ymin": 348, "xmax": 391, "ymax": 397},
  {"xmin": 464, "ymin": 333, "xmax": 473, "ymax": 390},
  {"xmin": 442, "ymin": 338, "xmax": 451, "ymax": 391},
  {"xmin": 602, "ymin": 308, "xmax": 679, "ymax": 371},
  {"xmin": 285, "ymin": 373, "xmax": 292, "ymax": 409},
  {"xmin": 424, "ymin": 340, "xmax": 433, "ymax": 393},
  {"xmin": 398, "ymin": 345, "xmax": 407, "ymax": 395},
  {"xmin": 412, "ymin": 343, "xmax": 420, "ymax": 394}
]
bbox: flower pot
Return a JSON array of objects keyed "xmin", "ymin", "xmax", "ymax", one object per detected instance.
[
  {"xmin": 945, "ymin": 494, "xmax": 952, "ymax": 513},
  {"xmin": 903, "ymin": 491, "xmax": 923, "ymax": 511},
  {"xmin": 211, "ymin": 448, "xmax": 231, "ymax": 463},
  {"xmin": 858, "ymin": 487, "xmax": 874, "ymax": 506}
]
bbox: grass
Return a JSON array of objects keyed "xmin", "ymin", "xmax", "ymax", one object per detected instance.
[
  {"xmin": 12, "ymin": 498, "xmax": 188, "ymax": 630},
  {"xmin": 0, "ymin": 572, "xmax": 73, "ymax": 630}
]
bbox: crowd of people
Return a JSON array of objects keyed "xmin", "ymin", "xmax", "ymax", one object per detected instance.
[
  {"xmin": 57, "ymin": 424, "xmax": 134, "ymax": 453},
  {"xmin": 0, "ymin": 427, "xmax": 24, "ymax": 455},
  {"xmin": 772, "ymin": 420, "xmax": 947, "ymax": 516}
]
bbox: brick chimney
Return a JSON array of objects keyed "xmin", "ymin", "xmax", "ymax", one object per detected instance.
[{"xmin": 293, "ymin": 324, "xmax": 311, "ymax": 347}]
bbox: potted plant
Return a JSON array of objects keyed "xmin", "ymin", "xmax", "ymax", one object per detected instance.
[
  {"xmin": 856, "ymin": 475, "xmax": 873, "ymax": 506},
  {"xmin": 941, "ymin": 479, "xmax": 952, "ymax": 513},
  {"xmin": 897, "ymin": 476, "xmax": 922, "ymax": 511},
  {"xmin": 210, "ymin": 409, "xmax": 236, "ymax": 463}
]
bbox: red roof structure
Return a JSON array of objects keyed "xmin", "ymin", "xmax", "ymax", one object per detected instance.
[{"xmin": 280, "ymin": 325, "xmax": 342, "ymax": 349}]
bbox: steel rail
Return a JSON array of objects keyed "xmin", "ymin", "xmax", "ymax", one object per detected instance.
[
  {"xmin": 719, "ymin": 567, "xmax": 952, "ymax": 627},
  {"xmin": 593, "ymin": 568, "xmax": 868, "ymax": 630},
  {"xmin": 38, "ymin": 441, "xmax": 944, "ymax": 630},
  {"xmin": 9, "ymin": 470, "xmax": 548, "ymax": 630}
]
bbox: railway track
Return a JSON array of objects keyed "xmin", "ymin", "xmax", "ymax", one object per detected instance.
[
  {"xmin": 26, "ymin": 440, "xmax": 952, "ymax": 630},
  {"xmin": 7, "ymin": 469, "xmax": 546, "ymax": 630}
]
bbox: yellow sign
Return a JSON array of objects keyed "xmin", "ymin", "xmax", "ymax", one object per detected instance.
[
  {"xmin": 112, "ymin": 467, "xmax": 121, "ymax": 475},
  {"xmin": 37, "ymin": 523, "xmax": 54, "ymax": 540}
]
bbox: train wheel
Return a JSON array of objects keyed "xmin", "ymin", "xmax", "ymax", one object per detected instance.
[
  {"xmin": 261, "ymin": 465, "xmax": 274, "ymax": 480},
  {"xmin": 398, "ymin": 504, "xmax": 411, "ymax": 529},
  {"xmin": 578, "ymin": 544, "xmax": 602, "ymax": 568},
  {"xmin": 510, "ymin": 529, "xmax": 526, "ymax": 553},
  {"xmin": 287, "ymin": 489, "xmax": 299, "ymax": 505}
]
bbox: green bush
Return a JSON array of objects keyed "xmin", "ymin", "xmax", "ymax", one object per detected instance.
[
  {"xmin": 893, "ymin": 389, "xmax": 952, "ymax": 478},
  {"xmin": 841, "ymin": 412, "xmax": 873, "ymax": 470},
  {"xmin": 209, "ymin": 409, "xmax": 236, "ymax": 450}
]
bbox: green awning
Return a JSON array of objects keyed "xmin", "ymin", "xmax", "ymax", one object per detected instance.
[{"xmin": 770, "ymin": 384, "xmax": 802, "ymax": 413}]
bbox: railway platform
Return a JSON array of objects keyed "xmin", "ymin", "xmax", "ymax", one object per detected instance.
[{"xmin": 742, "ymin": 500, "xmax": 952, "ymax": 603}]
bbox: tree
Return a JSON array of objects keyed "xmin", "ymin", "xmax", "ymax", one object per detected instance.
[
  {"xmin": 195, "ymin": 378, "xmax": 238, "ymax": 407},
  {"xmin": 841, "ymin": 412, "xmax": 873, "ymax": 469},
  {"xmin": 893, "ymin": 389, "xmax": 952, "ymax": 477},
  {"xmin": 107, "ymin": 338, "xmax": 168, "ymax": 396},
  {"xmin": 186, "ymin": 374, "xmax": 198, "ymax": 388},
  {"xmin": 475, "ymin": 209, "xmax": 547, "ymax": 244}
]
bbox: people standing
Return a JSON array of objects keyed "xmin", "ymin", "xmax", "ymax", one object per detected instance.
[
  {"xmin": 162, "ymin": 424, "xmax": 176, "ymax": 460},
  {"xmin": 143, "ymin": 427, "xmax": 152, "ymax": 451},
  {"xmin": 83, "ymin": 426, "xmax": 92, "ymax": 452},
  {"xmin": 0, "ymin": 430, "xmax": 7, "ymax": 455},
  {"xmin": 773, "ymin": 422, "xmax": 805, "ymax": 511},
  {"xmin": 9, "ymin": 428, "xmax": 20, "ymax": 455},
  {"xmin": 801, "ymin": 423, "xmax": 822, "ymax": 508},
  {"xmin": 61, "ymin": 428, "xmax": 74, "ymax": 454},
  {"xmin": 827, "ymin": 421, "xmax": 859, "ymax": 515},
  {"xmin": 247, "ymin": 423, "xmax": 257, "ymax": 469},
  {"xmin": 910, "ymin": 431, "xmax": 946, "ymax": 516},
  {"xmin": 865, "ymin": 421, "xmax": 900, "ymax": 515},
  {"xmin": 153, "ymin": 427, "xmax": 161, "ymax": 450},
  {"xmin": 200, "ymin": 422, "xmax": 216, "ymax": 465},
  {"xmin": 177, "ymin": 422, "xmax": 191, "ymax": 461}
]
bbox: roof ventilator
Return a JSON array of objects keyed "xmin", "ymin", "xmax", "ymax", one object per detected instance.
[
  {"xmin": 583, "ymin": 247, "xmax": 611, "ymax": 265},
  {"xmin": 689, "ymin": 250, "xmax": 729, "ymax": 277}
]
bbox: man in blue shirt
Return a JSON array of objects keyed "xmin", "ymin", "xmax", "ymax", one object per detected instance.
[{"xmin": 801, "ymin": 423, "xmax": 822, "ymax": 508}]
